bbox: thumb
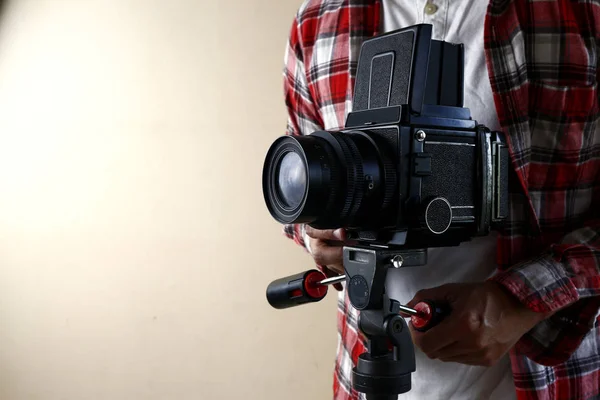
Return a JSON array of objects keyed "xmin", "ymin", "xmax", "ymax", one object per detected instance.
[
  {"xmin": 406, "ymin": 284, "xmax": 457, "ymax": 309},
  {"xmin": 333, "ymin": 228, "xmax": 346, "ymax": 241}
]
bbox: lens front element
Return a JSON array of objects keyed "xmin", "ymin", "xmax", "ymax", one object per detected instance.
[{"xmin": 276, "ymin": 152, "xmax": 307, "ymax": 209}]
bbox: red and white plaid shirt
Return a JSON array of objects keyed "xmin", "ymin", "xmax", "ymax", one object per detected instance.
[{"xmin": 281, "ymin": 1, "xmax": 600, "ymax": 399}]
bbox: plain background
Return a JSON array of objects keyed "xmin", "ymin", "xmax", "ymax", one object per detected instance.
[{"xmin": 0, "ymin": 0, "xmax": 340, "ymax": 399}]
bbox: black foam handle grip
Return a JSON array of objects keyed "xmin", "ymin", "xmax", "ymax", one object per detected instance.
[
  {"xmin": 410, "ymin": 300, "xmax": 451, "ymax": 332},
  {"xmin": 266, "ymin": 270, "xmax": 328, "ymax": 309}
]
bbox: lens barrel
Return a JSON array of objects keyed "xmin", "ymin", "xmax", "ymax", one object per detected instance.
[{"xmin": 262, "ymin": 131, "xmax": 396, "ymax": 229}]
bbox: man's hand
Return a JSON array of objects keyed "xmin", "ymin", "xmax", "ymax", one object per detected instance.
[
  {"xmin": 406, "ymin": 282, "xmax": 550, "ymax": 366},
  {"xmin": 304, "ymin": 226, "xmax": 348, "ymax": 275}
]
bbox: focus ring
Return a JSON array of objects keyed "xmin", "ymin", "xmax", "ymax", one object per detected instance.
[
  {"xmin": 315, "ymin": 137, "xmax": 340, "ymax": 218},
  {"xmin": 333, "ymin": 134, "xmax": 357, "ymax": 222},
  {"xmin": 338, "ymin": 134, "xmax": 365, "ymax": 224}
]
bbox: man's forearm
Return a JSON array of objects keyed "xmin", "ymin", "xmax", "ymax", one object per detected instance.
[{"xmin": 488, "ymin": 222, "xmax": 600, "ymax": 365}]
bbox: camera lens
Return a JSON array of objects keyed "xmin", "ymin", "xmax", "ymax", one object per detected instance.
[
  {"xmin": 275, "ymin": 152, "xmax": 306, "ymax": 209},
  {"xmin": 262, "ymin": 134, "xmax": 338, "ymax": 225},
  {"xmin": 262, "ymin": 131, "xmax": 396, "ymax": 229}
]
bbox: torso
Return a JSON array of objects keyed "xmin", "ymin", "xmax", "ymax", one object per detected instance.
[{"xmin": 380, "ymin": 1, "xmax": 515, "ymax": 398}]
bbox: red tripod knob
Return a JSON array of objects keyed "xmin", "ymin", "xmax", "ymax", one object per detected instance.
[{"xmin": 410, "ymin": 300, "xmax": 450, "ymax": 332}]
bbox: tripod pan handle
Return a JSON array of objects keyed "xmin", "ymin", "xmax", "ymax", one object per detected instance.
[{"xmin": 266, "ymin": 270, "xmax": 329, "ymax": 309}]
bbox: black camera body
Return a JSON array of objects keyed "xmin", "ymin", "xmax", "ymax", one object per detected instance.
[{"xmin": 263, "ymin": 24, "xmax": 509, "ymax": 255}]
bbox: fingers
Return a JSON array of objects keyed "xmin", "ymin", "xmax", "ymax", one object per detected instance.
[
  {"xmin": 325, "ymin": 264, "xmax": 344, "ymax": 275},
  {"xmin": 438, "ymin": 348, "xmax": 501, "ymax": 367},
  {"xmin": 430, "ymin": 335, "xmax": 490, "ymax": 360},
  {"xmin": 305, "ymin": 227, "xmax": 351, "ymax": 279},
  {"xmin": 407, "ymin": 284, "xmax": 461, "ymax": 356},
  {"xmin": 310, "ymin": 238, "xmax": 344, "ymax": 266},
  {"xmin": 411, "ymin": 318, "xmax": 458, "ymax": 355},
  {"xmin": 305, "ymin": 226, "xmax": 346, "ymax": 241}
]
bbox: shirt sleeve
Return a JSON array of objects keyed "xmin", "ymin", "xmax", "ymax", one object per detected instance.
[
  {"xmin": 280, "ymin": 13, "xmax": 343, "ymax": 290},
  {"xmin": 489, "ymin": 221, "xmax": 600, "ymax": 365}
]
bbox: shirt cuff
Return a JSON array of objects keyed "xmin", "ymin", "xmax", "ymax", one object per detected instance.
[{"xmin": 488, "ymin": 252, "xmax": 580, "ymax": 314}]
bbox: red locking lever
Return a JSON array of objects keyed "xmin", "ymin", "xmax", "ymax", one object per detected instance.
[{"xmin": 409, "ymin": 300, "xmax": 450, "ymax": 332}]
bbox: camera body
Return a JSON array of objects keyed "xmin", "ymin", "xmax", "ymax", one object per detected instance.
[{"xmin": 262, "ymin": 24, "xmax": 509, "ymax": 255}]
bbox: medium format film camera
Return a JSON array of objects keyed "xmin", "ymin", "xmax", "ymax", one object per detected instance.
[{"xmin": 262, "ymin": 24, "xmax": 509, "ymax": 399}]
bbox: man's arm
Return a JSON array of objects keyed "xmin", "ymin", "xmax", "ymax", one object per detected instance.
[
  {"xmin": 489, "ymin": 221, "xmax": 600, "ymax": 365},
  {"xmin": 404, "ymin": 219, "xmax": 600, "ymax": 367}
]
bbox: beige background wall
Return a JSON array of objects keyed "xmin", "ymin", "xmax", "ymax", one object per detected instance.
[{"xmin": 0, "ymin": 0, "xmax": 339, "ymax": 399}]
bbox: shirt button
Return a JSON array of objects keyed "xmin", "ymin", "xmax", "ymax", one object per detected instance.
[{"xmin": 424, "ymin": 3, "xmax": 438, "ymax": 15}]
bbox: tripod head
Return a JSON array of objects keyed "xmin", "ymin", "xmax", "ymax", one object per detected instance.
[
  {"xmin": 266, "ymin": 245, "xmax": 449, "ymax": 399},
  {"xmin": 343, "ymin": 246, "xmax": 419, "ymax": 399}
]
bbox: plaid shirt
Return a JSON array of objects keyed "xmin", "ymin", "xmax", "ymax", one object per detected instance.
[{"xmin": 281, "ymin": 0, "xmax": 600, "ymax": 399}]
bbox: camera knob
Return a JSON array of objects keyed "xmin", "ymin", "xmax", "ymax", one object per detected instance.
[{"xmin": 424, "ymin": 197, "xmax": 452, "ymax": 235}]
